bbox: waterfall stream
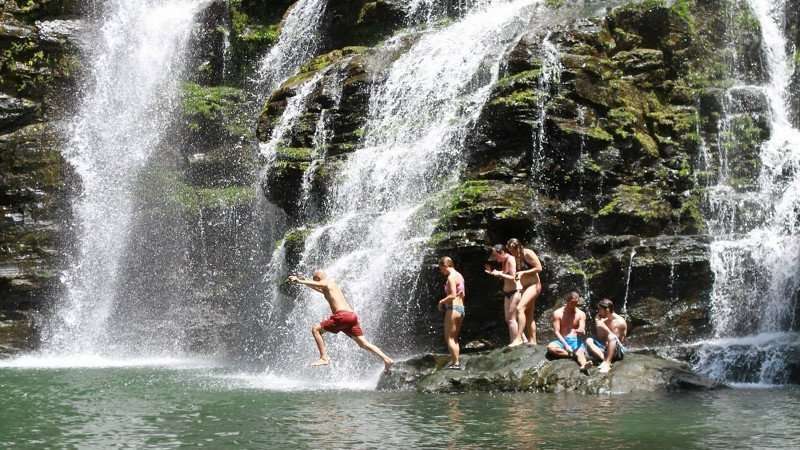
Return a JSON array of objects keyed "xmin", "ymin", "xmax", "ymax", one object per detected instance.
[
  {"xmin": 41, "ymin": 0, "xmax": 209, "ymax": 356},
  {"xmin": 697, "ymin": 0, "xmax": 800, "ymax": 384},
  {"xmin": 259, "ymin": 0, "xmax": 539, "ymax": 384},
  {"xmin": 253, "ymin": 0, "xmax": 328, "ymax": 96}
]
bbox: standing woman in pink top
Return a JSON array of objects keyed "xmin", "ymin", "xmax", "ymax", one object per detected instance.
[{"xmin": 437, "ymin": 256, "xmax": 466, "ymax": 370}]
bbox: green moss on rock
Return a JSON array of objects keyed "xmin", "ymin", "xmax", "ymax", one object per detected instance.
[
  {"xmin": 180, "ymin": 82, "xmax": 250, "ymax": 140},
  {"xmin": 283, "ymin": 46, "xmax": 368, "ymax": 88},
  {"xmin": 275, "ymin": 146, "xmax": 313, "ymax": 162},
  {"xmin": 176, "ymin": 185, "xmax": 256, "ymax": 213},
  {"xmin": 598, "ymin": 184, "xmax": 672, "ymax": 235},
  {"xmin": 634, "ymin": 131, "xmax": 659, "ymax": 158}
]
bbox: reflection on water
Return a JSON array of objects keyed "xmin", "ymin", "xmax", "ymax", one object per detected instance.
[{"xmin": 0, "ymin": 367, "xmax": 798, "ymax": 449}]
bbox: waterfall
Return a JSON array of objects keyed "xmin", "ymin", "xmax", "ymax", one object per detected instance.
[
  {"xmin": 531, "ymin": 32, "xmax": 561, "ymax": 245},
  {"xmin": 405, "ymin": 0, "xmax": 487, "ymax": 23},
  {"xmin": 253, "ymin": 0, "xmax": 328, "ymax": 96},
  {"xmin": 41, "ymin": 0, "xmax": 209, "ymax": 355},
  {"xmin": 698, "ymin": 0, "xmax": 800, "ymax": 384},
  {"xmin": 621, "ymin": 246, "xmax": 637, "ymax": 314},
  {"xmin": 262, "ymin": 0, "xmax": 538, "ymax": 384}
]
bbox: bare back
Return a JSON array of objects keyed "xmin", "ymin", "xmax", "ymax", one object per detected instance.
[
  {"xmin": 320, "ymin": 280, "xmax": 353, "ymax": 313},
  {"xmin": 554, "ymin": 306, "xmax": 585, "ymax": 337}
]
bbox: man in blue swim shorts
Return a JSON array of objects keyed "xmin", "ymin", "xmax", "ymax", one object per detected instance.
[
  {"xmin": 586, "ymin": 298, "xmax": 628, "ymax": 374},
  {"xmin": 546, "ymin": 291, "xmax": 592, "ymax": 372}
]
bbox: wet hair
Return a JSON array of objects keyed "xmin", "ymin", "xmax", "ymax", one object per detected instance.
[
  {"xmin": 565, "ymin": 291, "xmax": 580, "ymax": 302},
  {"xmin": 506, "ymin": 238, "xmax": 522, "ymax": 250},
  {"xmin": 312, "ymin": 270, "xmax": 326, "ymax": 281},
  {"xmin": 492, "ymin": 244, "xmax": 505, "ymax": 254},
  {"xmin": 598, "ymin": 298, "xmax": 614, "ymax": 311},
  {"xmin": 439, "ymin": 256, "xmax": 454, "ymax": 268}
]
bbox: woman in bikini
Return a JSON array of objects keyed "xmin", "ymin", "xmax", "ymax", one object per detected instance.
[
  {"xmin": 437, "ymin": 256, "xmax": 466, "ymax": 369},
  {"xmin": 506, "ymin": 238, "xmax": 543, "ymax": 345},
  {"xmin": 486, "ymin": 244, "xmax": 524, "ymax": 346}
]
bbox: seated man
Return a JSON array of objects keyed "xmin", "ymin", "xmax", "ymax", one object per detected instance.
[
  {"xmin": 586, "ymin": 298, "xmax": 628, "ymax": 374},
  {"xmin": 546, "ymin": 291, "xmax": 591, "ymax": 371}
]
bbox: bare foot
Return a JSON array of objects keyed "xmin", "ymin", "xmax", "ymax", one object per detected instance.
[
  {"xmin": 525, "ymin": 340, "xmax": 538, "ymax": 346},
  {"xmin": 384, "ymin": 359, "xmax": 394, "ymax": 374},
  {"xmin": 580, "ymin": 360, "xmax": 594, "ymax": 374},
  {"xmin": 311, "ymin": 357, "xmax": 330, "ymax": 367},
  {"xmin": 598, "ymin": 362, "xmax": 611, "ymax": 374},
  {"xmin": 508, "ymin": 338, "xmax": 525, "ymax": 348}
]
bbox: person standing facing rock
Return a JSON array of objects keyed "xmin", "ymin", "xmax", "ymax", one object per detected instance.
[
  {"xmin": 506, "ymin": 238, "xmax": 543, "ymax": 345},
  {"xmin": 586, "ymin": 298, "xmax": 628, "ymax": 374},
  {"xmin": 485, "ymin": 244, "xmax": 524, "ymax": 346},
  {"xmin": 546, "ymin": 291, "xmax": 592, "ymax": 372},
  {"xmin": 437, "ymin": 256, "xmax": 466, "ymax": 370}
]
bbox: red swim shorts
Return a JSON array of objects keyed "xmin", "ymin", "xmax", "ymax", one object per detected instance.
[{"xmin": 320, "ymin": 311, "xmax": 363, "ymax": 337}]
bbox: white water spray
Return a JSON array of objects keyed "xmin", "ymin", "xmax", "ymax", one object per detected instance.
[
  {"xmin": 42, "ymin": 0, "xmax": 209, "ymax": 355},
  {"xmin": 699, "ymin": 0, "xmax": 800, "ymax": 383},
  {"xmin": 265, "ymin": 0, "xmax": 539, "ymax": 382},
  {"xmin": 253, "ymin": 0, "xmax": 328, "ymax": 95}
]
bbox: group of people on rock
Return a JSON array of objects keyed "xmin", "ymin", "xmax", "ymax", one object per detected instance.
[{"xmin": 287, "ymin": 238, "xmax": 627, "ymax": 375}]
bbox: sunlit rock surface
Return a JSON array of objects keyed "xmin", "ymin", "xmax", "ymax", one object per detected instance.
[{"xmin": 378, "ymin": 345, "xmax": 720, "ymax": 394}]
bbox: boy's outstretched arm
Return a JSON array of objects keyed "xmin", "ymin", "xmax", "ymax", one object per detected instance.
[{"xmin": 288, "ymin": 275, "xmax": 327, "ymax": 293}]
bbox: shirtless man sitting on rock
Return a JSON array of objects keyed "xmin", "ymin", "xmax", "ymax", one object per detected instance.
[
  {"xmin": 289, "ymin": 270, "xmax": 394, "ymax": 373},
  {"xmin": 586, "ymin": 298, "xmax": 627, "ymax": 374},
  {"xmin": 546, "ymin": 291, "xmax": 592, "ymax": 372}
]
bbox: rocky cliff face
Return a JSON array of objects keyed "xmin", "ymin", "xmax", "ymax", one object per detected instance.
[
  {"xmin": 255, "ymin": 0, "xmax": 772, "ymax": 350},
  {"xmin": 0, "ymin": 0, "xmax": 788, "ymax": 359},
  {"xmin": 0, "ymin": 0, "xmax": 81, "ymax": 354}
]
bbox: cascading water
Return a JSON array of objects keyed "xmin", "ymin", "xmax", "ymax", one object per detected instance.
[
  {"xmin": 530, "ymin": 32, "xmax": 561, "ymax": 247},
  {"xmin": 405, "ymin": 0, "xmax": 486, "ymax": 24},
  {"xmin": 40, "ymin": 0, "xmax": 209, "ymax": 356},
  {"xmin": 696, "ymin": 0, "xmax": 800, "ymax": 384},
  {"xmin": 260, "ymin": 0, "xmax": 539, "ymax": 385},
  {"xmin": 253, "ymin": 0, "xmax": 328, "ymax": 96}
]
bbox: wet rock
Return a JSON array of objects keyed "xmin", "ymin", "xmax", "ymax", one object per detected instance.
[
  {"xmin": 35, "ymin": 18, "xmax": 85, "ymax": 49},
  {"xmin": 0, "ymin": 310, "xmax": 36, "ymax": 357},
  {"xmin": 188, "ymin": 0, "xmax": 227, "ymax": 85},
  {"xmin": 377, "ymin": 345, "xmax": 721, "ymax": 394},
  {"xmin": 0, "ymin": 93, "xmax": 39, "ymax": 131},
  {"xmin": 0, "ymin": 16, "xmax": 35, "ymax": 41},
  {"xmin": 225, "ymin": 0, "xmax": 293, "ymax": 79},
  {"xmin": 597, "ymin": 184, "xmax": 672, "ymax": 236},
  {"xmin": 664, "ymin": 332, "xmax": 800, "ymax": 385},
  {"xmin": 325, "ymin": 0, "xmax": 406, "ymax": 49},
  {"xmin": 2, "ymin": 1, "xmax": 82, "ymax": 20}
]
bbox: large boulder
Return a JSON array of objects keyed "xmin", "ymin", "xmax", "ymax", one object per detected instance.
[{"xmin": 378, "ymin": 345, "xmax": 720, "ymax": 394}]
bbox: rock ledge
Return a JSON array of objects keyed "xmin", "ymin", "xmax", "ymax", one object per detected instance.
[{"xmin": 378, "ymin": 345, "xmax": 721, "ymax": 395}]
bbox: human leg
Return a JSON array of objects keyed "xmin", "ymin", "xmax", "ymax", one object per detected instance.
[
  {"xmin": 522, "ymin": 283, "xmax": 541, "ymax": 344},
  {"xmin": 546, "ymin": 340, "xmax": 570, "ymax": 358},
  {"xmin": 311, "ymin": 324, "xmax": 330, "ymax": 366},
  {"xmin": 514, "ymin": 291, "xmax": 530, "ymax": 346},
  {"xmin": 585, "ymin": 337, "xmax": 605, "ymax": 361},
  {"xmin": 577, "ymin": 348, "xmax": 592, "ymax": 371},
  {"xmin": 505, "ymin": 292, "xmax": 523, "ymax": 346},
  {"xmin": 445, "ymin": 310, "xmax": 463, "ymax": 366},
  {"xmin": 598, "ymin": 338, "xmax": 619, "ymax": 373},
  {"xmin": 351, "ymin": 335, "xmax": 394, "ymax": 372},
  {"xmin": 443, "ymin": 311, "xmax": 455, "ymax": 364}
]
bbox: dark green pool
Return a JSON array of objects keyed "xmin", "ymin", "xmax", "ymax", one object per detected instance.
[{"xmin": 1, "ymin": 359, "xmax": 797, "ymax": 449}]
